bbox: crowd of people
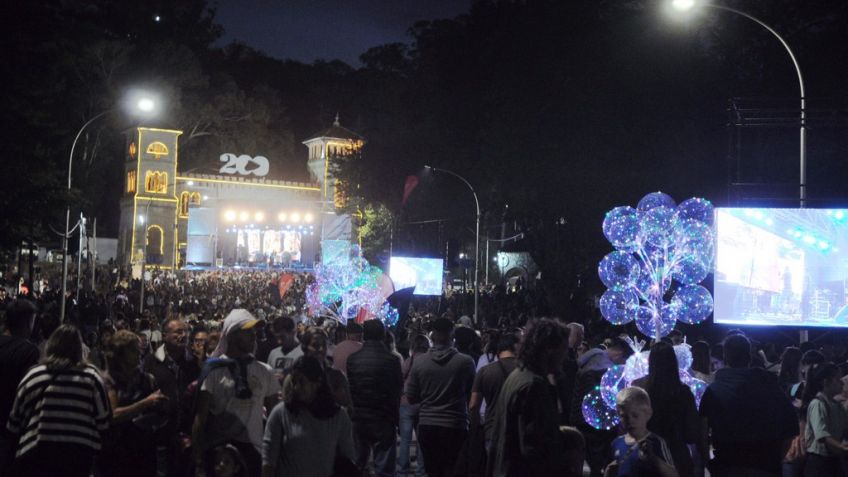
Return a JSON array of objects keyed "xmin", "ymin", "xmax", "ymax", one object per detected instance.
[{"xmin": 1, "ymin": 267, "xmax": 848, "ymax": 477}]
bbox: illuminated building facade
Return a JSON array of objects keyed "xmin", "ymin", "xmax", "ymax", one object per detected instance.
[{"xmin": 117, "ymin": 119, "xmax": 365, "ymax": 269}]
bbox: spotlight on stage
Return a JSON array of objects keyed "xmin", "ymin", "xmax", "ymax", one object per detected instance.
[
  {"xmin": 304, "ymin": 213, "xmax": 314, "ymax": 223},
  {"xmin": 278, "ymin": 212, "xmax": 288, "ymax": 223},
  {"xmin": 239, "ymin": 211, "xmax": 249, "ymax": 222},
  {"xmin": 291, "ymin": 212, "xmax": 301, "ymax": 223},
  {"xmin": 255, "ymin": 212, "xmax": 265, "ymax": 222},
  {"xmin": 224, "ymin": 210, "xmax": 236, "ymax": 222}
]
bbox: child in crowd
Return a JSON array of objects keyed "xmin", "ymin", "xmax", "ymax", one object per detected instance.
[
  {"xmin": 604, "ymin": 387, "xmax": 679, "ymax": 477},
  {"xmin": 208, "ymin": 444, "xmax": 248, "ymax": 477}
]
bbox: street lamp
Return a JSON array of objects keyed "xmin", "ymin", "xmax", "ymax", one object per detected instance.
[
  {"xmin": 667, "ymin": 0, "xmax": 806, "ymax": 206},
  {"xmin": 425, "ymin": 165, "xmax": 481, "ymax": 326},
  {"xmin": 60, "ymin": 92, "xmax": 158, "ymax": 322}
]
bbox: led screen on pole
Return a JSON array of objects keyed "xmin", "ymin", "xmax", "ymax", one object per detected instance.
[
  {"xmin": 389, "ymin": 257, "xmax": 444, "ymax": 296},
  {"xmin": 714, "ymin": 208, "xmax": 848, "ymax": 327}
]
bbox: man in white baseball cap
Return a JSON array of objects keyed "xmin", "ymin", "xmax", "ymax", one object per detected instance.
[{"xmin": 192, "ymin": 309, "xmax": 281, "ymax": 477}]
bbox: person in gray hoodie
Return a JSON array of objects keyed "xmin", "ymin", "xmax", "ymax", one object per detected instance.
[{"xmin": 405, "ymin": 317, "xmax": 476, "ymax": 477}]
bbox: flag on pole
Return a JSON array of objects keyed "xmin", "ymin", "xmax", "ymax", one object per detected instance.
[
  {"xmin": 278, "ymin": 273, "xmax": 295, "ymax": 299},
  {"xmin": 402, "ymin": 175, "xmax": 419, "ymax": 206}
]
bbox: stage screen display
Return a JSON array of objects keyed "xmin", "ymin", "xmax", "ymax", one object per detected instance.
[
  {"xmin": 390, "ymin": 257, "xmax": 444, "ymax": 296},
  {"xmin": 715, "ymin": 208, "xmax": 848, "ymax": 327}
]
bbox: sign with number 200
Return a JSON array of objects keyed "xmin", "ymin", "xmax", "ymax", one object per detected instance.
[{"xmin": 219, "ymin": 153, "xmax": 270, "ymax": 177}]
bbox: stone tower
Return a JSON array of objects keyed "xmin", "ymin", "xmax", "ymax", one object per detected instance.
[
  {"xmin": 117, "ymin": 127, "xmax": 182, "ymax": 270},
  {"xmin": 302, "ymin": 115, "xmax": 365, "ymax": 241}
]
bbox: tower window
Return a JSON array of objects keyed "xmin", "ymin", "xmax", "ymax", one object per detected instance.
[
  {"xmin": 127, "ymin": 171, "xmax": 137, "ymax": 194},
  {"xmin": 179, "ymin": 192, "xmax": 190, "ymax": 217},
  {"xmin": 145, "ymin": 171, "xmax": 168, "ymax": 194}
]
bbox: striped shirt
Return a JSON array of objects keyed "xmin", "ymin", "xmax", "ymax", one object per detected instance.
[{"xmin": 6, "ymin": 364, "xmax": 111, "ymax": 457}]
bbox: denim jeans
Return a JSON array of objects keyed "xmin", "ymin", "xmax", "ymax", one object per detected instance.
[
  {"xmin": 398, "ymin": 404, "xmax": 426, "ymax": 477},
  {"xmin": 354, "ymin": 419, "xmax": 398, "ymax": 477}
]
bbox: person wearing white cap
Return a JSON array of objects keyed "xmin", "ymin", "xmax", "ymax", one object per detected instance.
[{"xmin": 192, "ymin": 309, "xmax": 282, "ymax": 477}]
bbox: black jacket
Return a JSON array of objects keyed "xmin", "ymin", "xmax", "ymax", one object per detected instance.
[{"xmin": 347, "ymin": 340, "xmax": 403, "ymax": 425}]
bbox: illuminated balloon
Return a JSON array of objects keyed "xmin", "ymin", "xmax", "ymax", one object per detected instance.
[
  {"xmin": 639, "ymin": 206, "xmax": 676, "ymax": 247},
  {"xmin": 598, "ymin": 251, "xmax": 640, "ymax": 292},
  {"xmin": 637, "ymin": 192, "xmax": 677, "ymax": 213},
  {"xmin": 600, "ymin": 365, "xmax": 627, "ymax": 408},
  {"xmin": 673, "ymin": 285, "xmax": 714, "ymax": 325},
  {"xmin": 674, "ymin": 344, "xmax": 693, "ymax": 371},
  {"xmin": 623, "ymin": 351, "xmax": 650, "ymax": 383},
  {"xmin": 675, "ymin": 197, "xmax": 714, "ymax": 225},
  {"xmin": 603, "ymin": 206, "xmax": 640, "ymax": 250},
  {"xmin": 689, "ymin": 377, "xmax": 708, "ymax": 408},
  {"xmin": 600, "ymin": 290, "xmax": 639, "ymax": 325},
  {"xmin": 671, "ymin": 256, "xmax": 709, "ymax": 285},
  {"xmin": 635, "ymin": 304, "xmax": 677, "ymax": 338},
  {"xmin": 582, "ymin": 387, "xmax": 620, "ymax": 431}
]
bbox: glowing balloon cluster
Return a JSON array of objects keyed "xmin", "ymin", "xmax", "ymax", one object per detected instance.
[
  {"xmin": 582, "ymin": 340, "xmax": 708, "ymax": 430},
  {"xmin": 306, "ymin": 245, "xmax": 399, "ymax": 326},
  {"xmin": 599, "ymin": 192, "xmax": 715, "ymax": 339}
]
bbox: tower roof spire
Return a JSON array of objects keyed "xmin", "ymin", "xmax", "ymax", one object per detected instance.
[{"xmin": 334, "ymin": 112, "xmax": 340, "ymax": 127}]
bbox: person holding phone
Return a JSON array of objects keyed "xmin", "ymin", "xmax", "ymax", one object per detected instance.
[{"xmin": 605, "ymin": 387, "xmax": 678, "ymax": 477}]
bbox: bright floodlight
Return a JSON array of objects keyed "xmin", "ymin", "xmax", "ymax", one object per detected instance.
[
  {"xmin": 138, "ymin": 215, "xmax": 145, "ymax": 224},
  {"xmin": 137, "ymin": 97, "xmax": 155, "ymax": 112},
  {"xmin": 255, "ymin": 212, "xmax": 265, "ymax": 222},
  {"xmin": 278, "ymin": 212, "xmax": 288, "ymax": 222},
  {"xmin": 291, "ymin": 212, "xmax": 301, "ymax": 223},
  {"xmin": 304, "ymin": 213, "xmax": 314, "ymax": 223},
  {"xmin": 671, "ymin": 0, "xmax": 697, "ymax": 11},
  {"xmin": 224, "ymin": 210, "xmax": 237, "ymax": 222},
  {"xmin": 239, "ymin": 211, "xmax": 249, "ymax": 222}
]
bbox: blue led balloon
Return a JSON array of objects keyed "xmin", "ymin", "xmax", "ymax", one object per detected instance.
[
  {"xmin": 639, "ymin": 206, "xmax": 676, "ymax": 247},
  {"xmin": 600, "ymin": 289, "xmax": 639, "ymax": 325},
  {"xmin": 671, "ymin": 256, "xmax": 709, "ymax": 285},
  {"xmin": 603, "ymin": 206, "xmax": 641, "ymax": 250},
  {"xmin": 637, "ymin": 192, "xmax": 677, "ymax": 213},
  {"xmin": 689, "ymin": 377, "xmax": 708, "ymax": 408},
  {"xmin": 674, "ymin": 345, "xmax": 693, "ymax": 372},
  {"xmin": 672, "ymin": 284, "xmax": 714, "ymax": 325},
  {"xmin": 598, "ymin": 251, "xmax": 640, "ymax": 292},
  {"xmin": 623, "ymin": 351, "xmax": 650, "ymax": 383},
  {"xmin": 675, "ymin": 197, "xmax": 714, "ymax": 225},
  {"xmin": 600, "ymin": 365, "xmax": 627, "ymax": 408},
  {"xmin": 582, "ymin": 387, "xmax": 620, "ymax": 431},
  {"xmin": 635, "ymin": 304, "xmax": 677, "ymax": 338}
]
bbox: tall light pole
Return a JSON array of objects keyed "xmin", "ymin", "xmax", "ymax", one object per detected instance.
[
  {"xmin": 669, "ymin": 0, "xmax": 806, "ymax": 205},
  {"xmin": 60, "ymin": 95, "xmax": 158, "ymax": 322},
  {"xmin": 425, "ymin": 165, "xmax": 481, "ymax": 325}
]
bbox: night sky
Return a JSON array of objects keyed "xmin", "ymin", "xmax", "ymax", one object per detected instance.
[{"xmin": 214, "ymin": 0, "xmax": 471, "ymax": 65}]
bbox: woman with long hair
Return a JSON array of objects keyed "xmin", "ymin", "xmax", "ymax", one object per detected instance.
[
  {"xmin": 97, "ymin": 330, "xmax": 168, "ymax": 477},
  {"xmin": 261, "ymin": 356, "xmax": 354, "ymax": 477},
  {"xmin": 801, "ymin": 363, "xmax": 848, "ymax": 475},
  {"xmin": 6, "ymin": 325, "xmax": 111, "ymax": 477},
  {"xmin": 639, "ymin": 341, "xmax": 701, "ymax": 477},
  {"xmin": 690, "ymin": 341, "xmax": 713, "ymax": 384},
  {"xmin": 778, "ymin": 347, "xmax": 802, "ymax": 397}
]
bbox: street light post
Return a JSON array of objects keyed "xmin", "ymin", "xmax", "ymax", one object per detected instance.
[
  {"xmin": 60, "ymin": 94, "xmax": 158, "ymax": 322},
  {"xmin": 670, "ymin": 0, "xmax": 808, "ymax": 341},
  {"xmin": 670, "ymin": 0, "xmax": 806, "ymax": 206},
  {"xmin": 61, "ymin": 110, "xmax": 112, "ymax": 322},
  {"xmin": 426, "ymin": 165, "xmax": 481, "ymax": 326}
]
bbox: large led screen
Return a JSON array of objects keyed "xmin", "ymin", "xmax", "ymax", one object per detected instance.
[
  {"xmin": 389, "ymin": 257, "xmax": 444, "ymax": 296},
  {"xmin": 715, "ymin": 208, "xmax": 848, "ymax": 327}
]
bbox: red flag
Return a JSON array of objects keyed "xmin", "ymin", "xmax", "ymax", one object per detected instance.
[
  {"xmin": 402, "ymin": 175, "xmax": 419, "ymax": 206},
  {"xmin": 278, "ymin": 273, "xmax": 294, "ymax": 299}
]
